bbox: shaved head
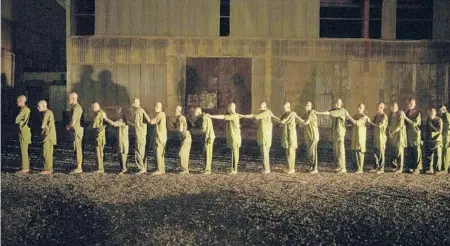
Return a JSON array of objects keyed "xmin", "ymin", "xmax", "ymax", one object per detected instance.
[
  {"xmin": 68, "ymin": 92, "xmax": 78, "ymax": 105},
  {"xmin": 155, "ymin": 102, "xmax": 163, "ymax": 112},
  {"xmin": 335, "ymin": 98, "xmax": 343, "ymax": 108},
  {"xmin": 91, "ymin": 102, "xmax": 101, "ymax": 112},
  {"xmin": 17, "ymin": 95, "xmax": 27, "ymax": 107},
  {"xmin": 194, "ymin": 107, "xmax": 202, "ymax": 117},
  {"xmin": 259, "ymin": 102, "xmax": 267, "ymax": 111},
  {"xmin": 37, "ymin": 100, "xmax": 48, "ymax": 112},
  {"xmin": 132, "ymin": 98, "xmax": 140, "ymax": 107},
  {"xmin": 439, "ymin": 105, "xmax": 447, "ymax": 114},
  {"xmin": 227, "ymin": 103, "xmax": 236, "ymax": 114},
  {"xmin": 407, "ymin": 98, "xmax": 416, "ymax": 110},
  {"xmin": 391, "ymin": 102, "xmax": 399, "ymax": 112},
  {"xmin": 357, "ymin": 103, "xmax": 365, "ymax": 113},
  {"xmin": 428, "ymin": 108, "xmax": 437, "ymax": 119},
  {"xmin": 305, "ymin": 101, "xmax": 312, "ymax": 111},
  {"xmin": 377, "ymin": 102, "xmax": 385, "ymax": 112},
  {"xmin": 175, "ymin": 105, "xmax": 182, "ymax": 116},
  {"xmin": 283, "ymin": 102, "xmax": 291, "ymax": 112}
]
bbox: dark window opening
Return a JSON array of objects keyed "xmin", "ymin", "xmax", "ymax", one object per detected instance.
[
  {"xmin": 74, "ymin": 0, "xmax": 95, "ymax": 36},
  {"xmin": 396, "ymin": 0, "xmax": 433, "ymax": 40},
  {"xmin": 220, "ymin": 0, "xmax": 230, "ymax": 36},
  {"xmin": 320, "ymin": 1, "xmax": 382, "ymax": 39}
]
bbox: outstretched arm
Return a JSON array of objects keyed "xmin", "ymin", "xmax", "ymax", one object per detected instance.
[
  {"xmin": 295, "ymin": 115, "xmax": 305, "ymax": 124},
  {"xmin": 316, "ymin": 111, "xmax": 330, "ymax": 116},
  {"xmin": 208, "ymin": 114, "xmax": 226, "ymax": 120}
]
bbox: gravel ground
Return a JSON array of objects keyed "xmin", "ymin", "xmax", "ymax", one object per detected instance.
[{"xmin": 2, "ymin": 125, "xmax": 450, "ymax": 245}]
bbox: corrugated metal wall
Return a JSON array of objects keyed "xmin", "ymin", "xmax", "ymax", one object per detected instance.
[
  {"xmin": 95, "ymin": 0, "xmax": 219, "ymax": 37},
  {"xmin": 69, "ymin": 37, "xmax": 450, "ymax": 122},
  {"xmin": 231, "ymin": 0, "xmax": 320, "ymax": 38}
]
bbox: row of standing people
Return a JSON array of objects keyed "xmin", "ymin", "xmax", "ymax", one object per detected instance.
[{"xmin": 14, "ymin": 93, "xmax": 450, "ymax": 175}]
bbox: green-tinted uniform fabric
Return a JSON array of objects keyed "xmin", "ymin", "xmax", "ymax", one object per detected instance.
[
  {"xmin": 388, "ymin": 111, "xmax": 407, "ymax": 170},
  {"xmin": 441, "ymin": 112, "xmax": 450, "ymax": 172},
  {"xmin": 111, "ymin": 119, "xmax": 129, "ymax": 171},
  {"xmin": 134, "ymin": 107, "xmax": 147, "ymax": 171},
  {"xmin": 224, "ymin": 113, "xmax": 241, "ymax": 172},
  {"xmin": 405, "ymin": 109, "xmax": 422, "ymax": 171},
  {"xmin": 350, "ymin": 114, "xmax": 368, "ymax": 172},
  {"xmin": 303, "ymin": 110, "xmax": 319, "ymax": 171},
  {"xmin": 93, "ymin": 110, "xmax": 106, "ymax": 172},
  {"xmin": 372, "ymin": 113, "xmax": 388, "ymax": 171},
  {"xmin": 15, "ymin": 106, "xmax": 31, "ymax": 170},
  {"xmin": 425, "ymin": 117, "xmax": 443, "ymax": 172},
  {"xmin": 255, "ymin": 109, "xmax": 273, "ymax": 171},
  {"xmin": 201, "ymin": 114, "xmax": 215, "ymax": 172},
  {"xmin": 41, "ymin": 110, "xmax": 57, "ymax": 171},
  {"xmin": 70, "ymin": 103, "xmax": 84, "ymax": 168},
  {"xmin": 152, "ymin": 112, "xmax": 167, "ymax": 173},
  {"xmin": 175, "ymin": 115, "xmax": 192, "ymax": 172},
  {"xmin": 280, "ymin": 111, "xmax": 298, "ymax": 171},
  {"xmin": 330, "ymin": 108, "xmax": 348, "ymax": 171}
]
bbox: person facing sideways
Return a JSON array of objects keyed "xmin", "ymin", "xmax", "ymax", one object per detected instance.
[
  {"xmin": 168, "ymin": 105, "xmax": 192, "ymax": 174},
  {"xmin": 208, "ymin": 103, "xmax": 243, "ymax": 174},
  {"xmin": 300, "ymin": 101, "xmax": 320, "ymax": 174},
  {"xmin": 15, "ymin": 95, "xmax": 31, "ymax": 174},
  {"xmin": 91, "ymin": 102, "xmax": 106, "ymax": 173},
  {"xmin": 317, "ymin": 98, "xmax": 350, "ymax": 174},
  {"xmin": 347, "ymin": 103, "xmax": 370, "ymax": 174},
  {"xmin": 388, "ymin": 102, "xmax": 407, "ymax": 174},
  {"xmin": 130, "ymin": 98, "xmax": 148, "ymax": 175},
  {"xmin": 424, "ymin": 108, "xmax": 444, "ymax": 175},
  {"xmin": 37, "ymin": 100, "xmax": 57, "ymax": 175},
  {"xmin": 241, "ymin": 102, "xmax": 280, "ymax": 174},
  {"xmin": 103, "ymin": 107, "xmax": 129, "ymax": 175},
  {"xmin": 439, "ymin": 105, "xmax": 450, "ymax": 174},
  {"xmin": 194, "ymin": 107, "xmax": 215, "ymax": 174},
  {"xmin": 368, "ymin": 102, "xmax": 388, "ymax": 174},
  {"xmin": 144, "ymin": 102, "xmax": 168, "ymax": 175},
  {"xmin": 278, "ymin": 102, "xmax": 300, "ymax": 174},
  {"xmin": 66, "ymin": 92, "xmax": 84, "ymax": 174},
  {"xmin": 401, "ymin": 98, "xmax": 422, "ymax": 174}
]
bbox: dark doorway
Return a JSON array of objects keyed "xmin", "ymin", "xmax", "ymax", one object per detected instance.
[{"xmin": 185, "ymin": 58, "xmax": 252, "ymax": 114}]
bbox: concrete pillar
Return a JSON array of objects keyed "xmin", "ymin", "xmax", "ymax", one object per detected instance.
[
  {"xmin": 381, "ymin": 0, "xmax": 397, "ymax": 40},
  {"xmin": 433, "ymin": 0, "xmax": 450, "ymax": 40}
]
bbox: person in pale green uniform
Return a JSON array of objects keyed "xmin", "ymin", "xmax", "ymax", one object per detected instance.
[
  {"xmin": 279, "ymin": 102, "xmax": 299, "ymax": 174},
  {"xmin": 402, "ymin": 99, "xmax": 422, "ymax": 174},
  {"xmin": 37, "ymin": 100, "xmax": 57, "ymax": 175},
  {"xmin": 369, "ymin": 102, "xmax": 388, "ymax": 174},
  {"xmin": 194, "ymin": 107, "xmax": 215, "ymax": 174},
  {"xmin": 144, "ymin": 102, "xmax": 167, "ymax": 175},
  {"xmin": 300, "ymin": 101, "xmax": 320, "ymax": 174},
  {"xmin": 131, "ymin": 98, "xmax": 148, "ymax": 175},
  {"xmin": 347, "ymin": 104, "xmax": 369, "ymax": 173},
  {"xmin": 104, "ymin": 108, "xmax": 129, "ymax": 175},
  {"xmin": 169, "ymin": 106, "xmax": 192, "ymax": 174},
  {"xmin": 66, "ymin": 92, "xmax": 84, "ymax": 174},
  {"xmin": 242, "ymin": 102, "xmax": 279, "ymax": 174},
  {"xmin": 15, "ymin": 95, "xmax": 31, "ymax": 173},
  {"xmin": 91, "ymin": 103, "xmax": 106, "ymax": 173},
  {"xmin": 388, "ymin": 103, "xmax": 407, "ymax": 173},
  {"xmin": 317, "ymin": 98, "xmax": 349, "ymax": 173},
  {"xmin": 209, "ymin": 103, "xmax": 243, "ymax": 174},
  {"xmin": 439, "ymin": 105, "xmax": 450, "ymax": 174},
  {"xmin": 424, "ymin": 108, "xmax": 443, "ymax": 174}
]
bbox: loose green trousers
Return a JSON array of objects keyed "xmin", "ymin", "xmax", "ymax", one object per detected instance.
[
  {"xmin": 391, "ymin": 146, "xmax": 405, "ymax": 171},
  {"xmin": 120, "ymin": 153, "xmax": 128, "ymax": 171},
  {"xmin": 425, "ymin": 145, "xmax": 442, "ymax": 173},
  {"xmin": 406, "ymin": 146, "xmax": 422, "ymax": 171},
  {"xmin": 96, "ymin": 144, "xmax": 105, "ymax": 172},
  {"xmin": 260, "ymin": 146, "xmax": 270, "ymax": 172},
  {"xmin": 204, "ymin": 139, "xmax": 214, "ymax": 173},
  {"xmin": 43, "ymin": 141, "xmax": 54, "ymax": 172},
  {"xmin": 135, "ymin": 142, "xmax": 147, "ymax": 172},
  {"xmin": 154, "ymin": 142, "xmax": 166, "ymax": 173},
  {"xmin": 231, "ymin": 145, "xmax": 240, "ymax": 173},
  {"xmin": 333, "ymin": 139, "xmax": 346, "ymax": 171},
  {"xmin": 373, "ymin": 148, "xmax": 385, "ymax": 171},
  {"xmin": 20, "ymin": 142, "xmax": 30, "ymax": 170},
  {"xmin": 179, "ymin": 141, "xmax": 191, "ymax": 172},
  {"xmin": 74, "ymin": 136, "xmax": 83, "ymax": 169},
  {"xmin": 307, "ymin": 141, "xmax": 318, "ymax": 171},
  {"xmin": 442, "ymin": 146, "xmax": 450, "ymax": 173},
  {"xmin": 351, "ymin": 150, "xmax": 365, "ymax": 172},
  {"xmin": 286, "ymin": 148, "xmax": 296, "ymax": 171}
]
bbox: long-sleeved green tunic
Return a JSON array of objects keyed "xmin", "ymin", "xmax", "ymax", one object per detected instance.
[
  {"xmin": 350, "ymin": 114, "xmax": 368, "ymax": 152},
  {"xmin": 405, "ymin": 109, "xmax": 421, "ymax": 147},
  {"xmin": 152, "ymin": 111, "xmax": 167, "ymax": 145},
  {"xmin": 388, "ymin": 111, "xmax": 407, "ymax": 148},
  {"xmin": 372, "ymin": 113, "xmax": 388, "ymax": 149},
  {"xmin": 303, "ymin": 110, "xmax": 319, "ymax": 143},
  {"xmin": 41, "ymin": 110, "xmax": 57, "ymax": 145},
  {"xmin": 111, "ymin": 119, "xmax": 129, "ymax": 154},
  {"xmin": 330, "ymin": 108, "xmax": 348, "ymax": 142},
  {"xmin": 134, "ymin": 107, "xmax": 147, "ymax": 145},
  {"xmin": 224, "ymin": 113, "xmax": 242, "ymax": 148},
  {"xmin": 16, "ymin": 106, "xmax": 31, "ymax": 145},
  {"xmin": 92, "ymin": 110, "xmax": 106, "ymax": 146},
  {"xmin": 280, "ymin": 111, "xmax": 298, "ymax": 149},
  {"xmin": 255, "ymin": 109, "xmax": 273, "ymax": 148}
]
